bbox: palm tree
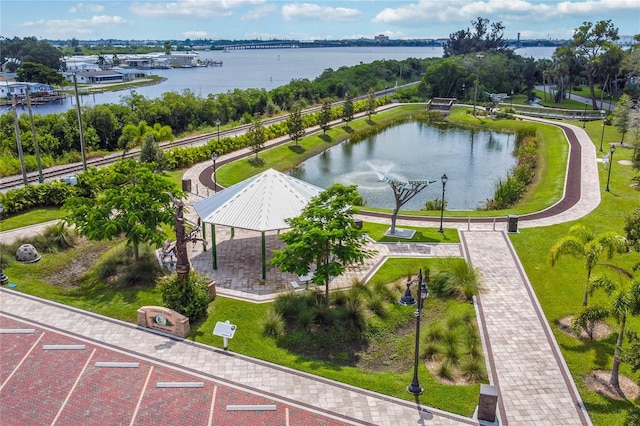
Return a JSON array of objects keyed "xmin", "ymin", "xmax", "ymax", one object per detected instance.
[
  {"xmin": 548, "ymin": 225, "xmax": 626, "ymax": 306},
  {"xmin": 118, "ymin": 120, "xmax": 152, "ymax": 158},
  {"xmin": 581, "ymin": 275, "xmax": 640, "ymax": 387}
]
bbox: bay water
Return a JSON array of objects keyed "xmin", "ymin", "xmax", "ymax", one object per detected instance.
[{"xmin": 19, "ymin": 46, "xmax": 555, "ymax": 116}]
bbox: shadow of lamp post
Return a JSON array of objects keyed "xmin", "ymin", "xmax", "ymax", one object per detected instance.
[
  {"xmin": 399, "ymin": 268, "xmax": 430, "ymax": 395},
  {"xmin": 599, "ymin": 110, "xmax": 606, "ymax": 152},
  {"xmin": 211, "ymin": 152, "xmax": 218, "ymax": 193},
  {"xmin": 605, "ymin": 144, "xmax": 615, "ymax": 192},
  {"xmin": 438, "ymin": 174, "xmax": 448, "ymax": 233}
]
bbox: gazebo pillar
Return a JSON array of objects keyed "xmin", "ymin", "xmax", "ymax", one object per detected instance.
[
  {"xmin": 261, "ymin": 231, "xmax": 266, "ymax": 279},
  {"xmin": 211, "ymin": 223, "xmax": 217, "ymax": 270}
]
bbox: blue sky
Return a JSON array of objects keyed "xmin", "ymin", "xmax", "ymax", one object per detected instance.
[{"xmin": 1, "ymin": 0, "xmax": 638, "ymax": 41}]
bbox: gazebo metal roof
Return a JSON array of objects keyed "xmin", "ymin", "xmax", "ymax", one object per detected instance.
[
  {"xmin": 192, "ymin": 168, "xmax": 324, "ymax": 279},
  {"xmin": 193, "ymin": 168, "xmax": 323, "ymax": 231}
]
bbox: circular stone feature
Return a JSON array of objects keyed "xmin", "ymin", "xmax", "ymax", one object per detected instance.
[{"xmin": 16, "ymin": 244, "xmax": 42, "ymax": 263}]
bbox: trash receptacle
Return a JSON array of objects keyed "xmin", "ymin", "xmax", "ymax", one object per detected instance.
[
  {"xmin": 507, "ymin": 215, "xmax": 518, "ymax": 233},
  {"xmin": 181, "ymin": 178, "xmax": 192, "ymax": 192}
]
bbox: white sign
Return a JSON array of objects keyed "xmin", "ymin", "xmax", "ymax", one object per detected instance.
[{"xmin": 213, "ymin": 321, "xmax": 237, "ymax": 339}]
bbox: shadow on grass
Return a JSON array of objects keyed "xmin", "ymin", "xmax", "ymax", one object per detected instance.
[
  {"xmin": 558, "ymin": 332, "xmax": 616, "ymax": 370},
  {"xmin": 288, "ymin": 145, "xmax": 305, "ymax": 154},
  {"xmin": 247, "ymin": 157, "xmax": 267, "ymax": 168},
  {"xmin": 318, "ymin": 134, "xmax": 333, "ymax": 143},
  {"xmin": 379, "ymin": 229, "xmax": 458, "ymax": 243}
]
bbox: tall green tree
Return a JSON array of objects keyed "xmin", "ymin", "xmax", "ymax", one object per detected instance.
[
  {"xmin": 17, "ymin": 62, "xmax": 64, "ymax": 85},
  {"xmin": 548, "ymin": 224, "xmax": 626, "ymax": 306},
  {"xmin": 612, "ymin": 93, "xmax": 633, "ymax": 143},
  {"xmin": 567, "ymin": 20, "xmax": 619, "ymax": 110},
  {"xmin": 247, "ymin": 114, "xmax": 265, "ymax": 162},
  {"xmin": 342, "ymin": 92, "xmax": 354, "ymax": 126},
  {"xmin": 575, "ymin": 275, "xmax": 640, "ymax": 387},
  {"xmin": 286, "ymin": 102, "xmax": 305, "ymax": 147},
  {"xmin": 443, "ymin": 17, "xmax": 507, "ymax": 57},
  {"xmin": 424, "ymin": 58, "xmax": 466, "ymax": 98},
  {"xmin": 64, "ymin": 160, "xmax": 178, "ymax": 262},
  {"xmin": 271, "ymin": 184, "xmax": 376, "ymax": 308},
  {"xmin": 366, "ymin": 89, "xmax": 377, "ymax": 119},
  {"xmin": 318, "ymin": 99, "xmax": 332, "ymax": 135}
]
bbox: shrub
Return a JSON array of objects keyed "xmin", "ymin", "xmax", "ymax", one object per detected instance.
[
  {"xmin": 160, "ymin": 271, "xmax": 211, "ymax": 322},
  {"xmin": 423, "ymin": 197, "xmax": 447, "ymax": 211},
  {"xmin": 262, "ymin": 310, "xmax": 285, "ymax": 336},
  {"xmin": 366, "ymin": 295, "xmax": 388, "ymax": 318},
  {"xmin": 437, "ymin": 360, "xmax": 455, "ymax": 381},
  {"xmin": 422, "ymin": 341, "xmax": 443, "ymax": 361},
  {"xmin": 460, "ymin": 357, "xmax": 487, "ymax": 382}
]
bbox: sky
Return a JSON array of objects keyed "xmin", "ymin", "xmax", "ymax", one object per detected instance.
[{"xmin": 1, "ymin": 0, "xmax": 638, "ymax": 42}]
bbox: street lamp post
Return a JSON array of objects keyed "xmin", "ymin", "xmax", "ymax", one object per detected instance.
[
  {"xmin": 472, "ymin": 54, "xmax": 484, "ymax": 116},
  {"xmin": 211, "ymin": 152, "xmax": 218, "ymax": 193},
  {"xmin": 582, "ymin": 102, "xmax": 588, "ymax": 128},
  {"xmin": 510, "ymin": 90, "xmax": 514, "ymax": 111},
  {"xmin": 403, "ymin": 269, "xmax": 429, "ymax": 395},
  {"xmin": 605, "ymin": 144, "xmax": 615, "ymax": 192},
  {"xmin": 438, "ymin": 174, "xmax": 448, "ymax": 233},
  {"xmin": 599, "ymin": 110, "xmax": 606, "ymax": 152}
]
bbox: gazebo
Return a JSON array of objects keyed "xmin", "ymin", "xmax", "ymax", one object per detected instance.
[{"xmin": 192, "ymin": 168, "xmax": 324, "ymax": 279}]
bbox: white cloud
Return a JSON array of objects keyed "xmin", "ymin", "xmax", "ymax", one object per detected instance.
[
  {"xmin": 16, "ymin": 16, "xmax": 128, "ymax": 38},
  {"xmin": 129, "ymin": 0, "xmax": 264, "ymax": 18},
  {"xmin": 242, "ymin": 3, "xmax": 277, "ymax": 20},
  {"xmin": 282, "ymin": 3, "xmax": 362, "ymax": 21},
  {"xmin": 372, "ymin": 0, "xmax": 639, "ymax": 28},
  {"xmin": 183, "ymin": 30, "xmax": 209, "ymax": 38},
  {"xmin": 69, "ymin": 3, "xmax": 105, "ymax": 13}
]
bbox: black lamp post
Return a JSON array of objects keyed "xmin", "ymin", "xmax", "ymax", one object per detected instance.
[
  {"xmin": 438, "ymin": 174, "xmax": 448, "ymax": 233},
  {"xmin": 215, "ymin": 119, "xmax": 221, "ymax": 143},
  {"xmin": 510, "ymin": 89, "xmax": 514, "ymax": 111},
  {"xmin": 582, "ymin": 102, "xmax": 587, "ymax": 128},
  {"xmin": 211, "ymin": 152, "xmax": 218, "ymax": 193},
  {"xmin": 605, "ymin": 144, "xmax": 615, "ymax": 192},
  {"xmin": 404, "ymin": 268, "xmax": 429, "ymax": 395},
  {"xmin": 599, "ymin": 110, "xmax": 606, "ymax": 152}
]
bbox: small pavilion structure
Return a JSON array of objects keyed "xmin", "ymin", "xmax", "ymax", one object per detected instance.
[{"xmin": 192, "ymin": 168, "xmax": 323, "ymax": 279}]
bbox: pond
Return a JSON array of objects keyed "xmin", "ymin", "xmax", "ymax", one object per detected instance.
[{"xmin": 289, "ymin": 122, "xmax": 516, "ymax": 210}]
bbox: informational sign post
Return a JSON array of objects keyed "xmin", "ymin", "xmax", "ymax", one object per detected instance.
[{"xmin": 213, "ymin": 320, "xmax": 237, "ymax": 350}]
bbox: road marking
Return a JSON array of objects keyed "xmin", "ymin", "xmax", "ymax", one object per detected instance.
[
  {"xmin": 51, "ymin": 347, "xmax": 96, "ymax": 426},
  {"xmin": 130, "ymin": 366, "xmax": 154, "ymax": 426},
  {"xmin": 156, "ymin": 381, "xmax": 204, "ymax": 388},
  {"xmin": 208, "ymin": 385, "xmax": 217, "ymax": 426},
  {"xmin": 226, "ymin": 405, "xmax": 277, "ymax": 411},
  {"xmin": 43, "ymin": 344, "xmax": 86, "ymax": 350},
  {"xmin": 95, "ymin": 362, "xmax": 140, "ymax": 368},
  {"xmin": 0, "ymin": 332, "xmax": 44, "ymax": 392}
]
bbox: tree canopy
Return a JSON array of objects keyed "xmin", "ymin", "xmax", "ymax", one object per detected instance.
[
  {"xmin": 271, "ymin": 184, "xmax": 376, "ymax": 308},
  {"xmin": 443, "ymin": 17, "xmax": 508, "ymax": 57},
  {"xmin": 64, "ymin": 159, "xmax": 179, "ymax": 262}
]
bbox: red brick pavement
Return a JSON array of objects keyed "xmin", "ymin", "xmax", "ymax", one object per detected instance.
[{"xmin": 0, "ymin": 315, "xmax": 354, "ymax": 426}]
